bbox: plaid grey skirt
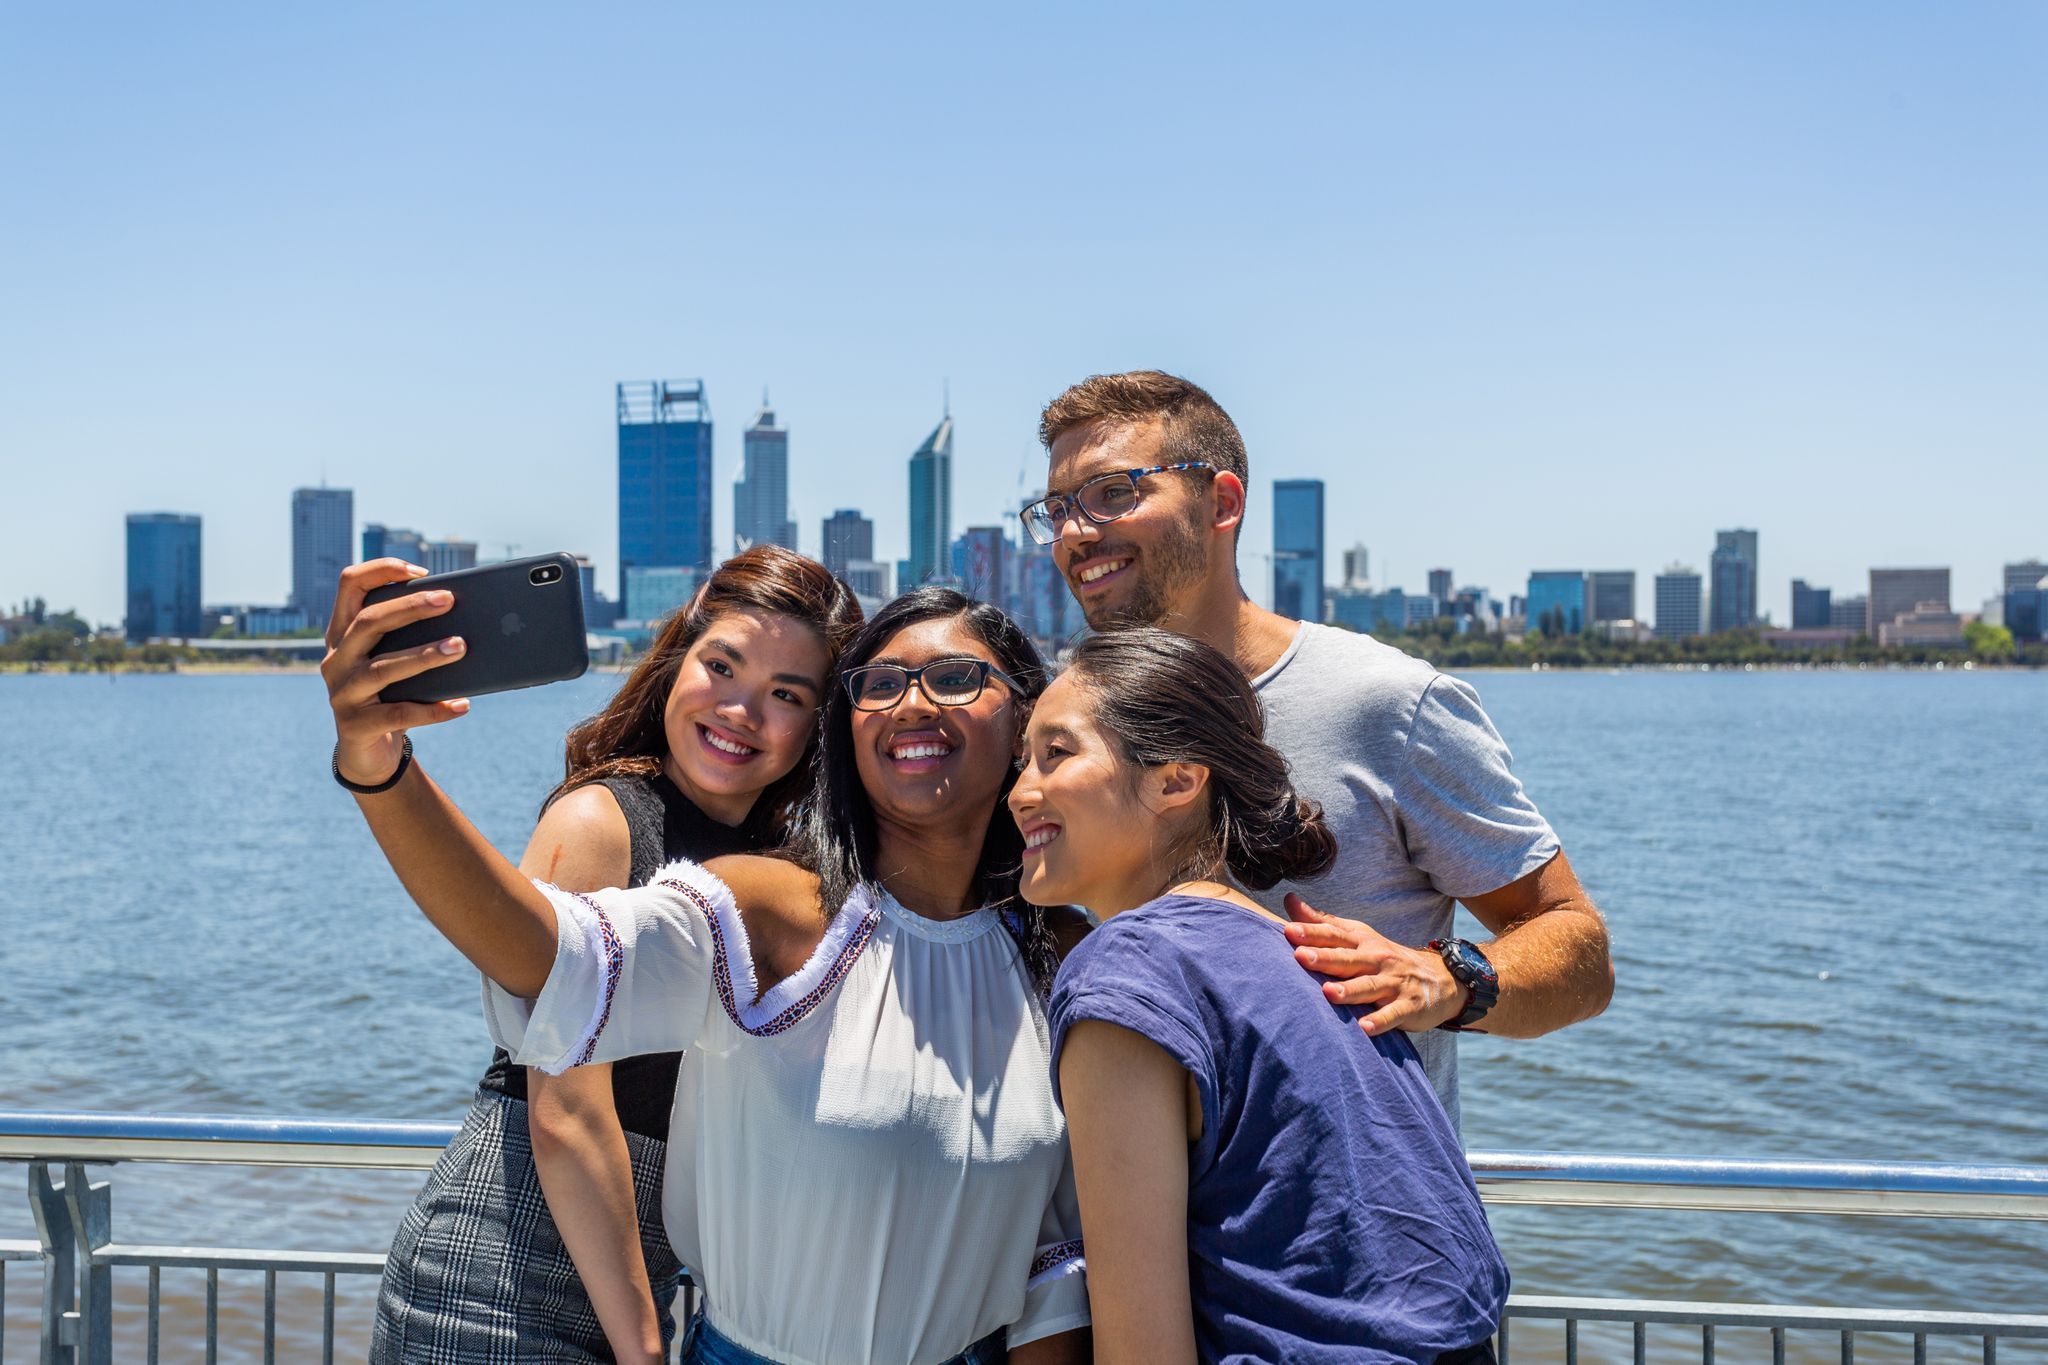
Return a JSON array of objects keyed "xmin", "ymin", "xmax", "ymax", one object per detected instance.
[{"xmin": 371, "ymin": 1088, "xmax": 685, "ymax": 1364}]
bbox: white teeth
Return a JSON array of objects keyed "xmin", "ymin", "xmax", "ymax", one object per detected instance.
[
  {"xmin": 1025, "ymin": 826, "xmax": 1061, "ymax": 849},
  {"xmin": 702, "ymin": 728, "xmax": 756, "ymax": 756},
  {"xmin": 1077, "ymin": 559, "xmax": 1129, "ymax": 584},
  {"xmin": 891, "ymin": 743, "xmax": 952, "ymax": 761}
]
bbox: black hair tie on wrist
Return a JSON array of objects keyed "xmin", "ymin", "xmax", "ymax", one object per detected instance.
[{"xmin": 333, "ymin": 735, "xmax": 413, "ymax": 794}]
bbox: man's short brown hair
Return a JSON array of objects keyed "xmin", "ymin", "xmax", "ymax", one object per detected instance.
[{"xmin": 1038, "ymin": 370, "xmax": 1248, "ymax": 484}]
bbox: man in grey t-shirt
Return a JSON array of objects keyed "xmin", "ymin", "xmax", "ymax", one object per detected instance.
[{"xmin": 1027, "ymin": 371, "xmax": 1613, "ymax": 1126}]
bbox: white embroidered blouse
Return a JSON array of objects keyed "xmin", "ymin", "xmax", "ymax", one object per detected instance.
[{"xmin": 483, "ymin": 859, "xmax": 1089, "ymax": 1365}]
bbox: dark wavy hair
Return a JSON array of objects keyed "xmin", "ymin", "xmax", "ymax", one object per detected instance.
[
  {"xmin": 1062, "ymin": 628, "xmax": 1336, "ymax": 891},
  {"xmin": 544, "ymin": 545, "xmax": 864, "ymax": 833},
  {"xmin": 783, "ymin": 587, "xmax": 1058, "ymax": 988}
]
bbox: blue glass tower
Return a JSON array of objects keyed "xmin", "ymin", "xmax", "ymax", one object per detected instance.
[
  {"xmin": 126, "ymin": 512, "xmax": 203, "ymax": 641},
  {"xmin": 618, "ymin": 381, "xmax": 714, "ymax": 602},
  {"xmin": 733, "ymin": 395, "xmax": 796, "ymax": 554},
  {"xmin": 907, "ymin": 413, "xmax": 953, "ymax": 587},
  {"xmin": 1710, "ymin": 529, "xmax": 1759, "ymax": 632},
  {"xmin": 1272, "ymin": 479, "xmax": 1324, "ymax": 622},
  {"xmin": 1526, "ymin": 570, "xmax": 1588, "ymax": 636}
]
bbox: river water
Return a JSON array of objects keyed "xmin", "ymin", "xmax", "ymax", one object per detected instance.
[{"xmin": 3, "ymin": 668, "xmax": 2045, "ymax": 1361}]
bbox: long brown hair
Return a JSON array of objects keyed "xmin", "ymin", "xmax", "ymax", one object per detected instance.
[{"xmin": 544, "ymin": 545, "xmax": 864, "ymax": 832}]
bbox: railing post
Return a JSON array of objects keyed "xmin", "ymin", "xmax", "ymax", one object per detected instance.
[
  {"xmin": 28, "ymin": 1163, "xmax": 75, "ymax": 1365},
  {"xmin": 60, "ymin": 1164, "xmax": 111, "ymax": 1365}
]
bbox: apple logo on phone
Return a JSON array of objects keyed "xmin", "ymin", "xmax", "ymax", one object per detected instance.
[{"xmin": 501, "ymin": 612, "xmax": 525, "ymax": 637}]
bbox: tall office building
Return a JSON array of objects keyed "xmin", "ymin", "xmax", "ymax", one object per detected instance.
[
  {"xmin": 1868, "ymin": 567, "xmax": 1950, "ymax": 637},
  {"xmin": 734, "ymin": 396, "xmax": 797, "ymax": 555},
  {"xmin": 2002, "ymin": 560, "xmax": 2047, "ymax": 596},
  {"xmin": 1654, "ymin": 565, "xmax": 1704, "ymax": 641},
  {"xmin": 290, "ymin": 487, "xmax": 353, "ymax": 619},
  {"xmin": 1341, "ymin": 544, "xmax": 1369, "ymax": 588},
  {"xmin": 1830, "ymin": 595, "xmax": 1869, "ymax": 634},
  {"xmin": 906, "ymin": 412, "xmax": 954, "ymax": 587},
  {"xmin": 362, "ymin": 524, "xmax": 428, "ymax": 566},
  {"xmin": 126, "ymin": 512, "xmax": 203, "ymax": 641},
  {"xmin": 1010, "ymin": 528, "xmax": 1073, "ymax": 648},
  {"xmin": 1709, "ymin": 529, "xmax": 1759, "ymax": 632},
  {"xmin": 423, "ymin": 539, "xmax": 476, "ymax": 575},
  {"xmin": 1272, "ymin": 479, "xmax": 1325, "ymax": 622},
  {"xmin": 1791, "ymin": 579, "xmax": 1832, "ymax": 629},
  {"xmin": 1427, "ymin": 568, "xmax": 1453, "ymax": 608},
  {"xmin": 822, "ymin": 509, "xmax": 874, "ymax": 579},
  {"xmin": 1589, "ymin": 570, "xmax": 1637, "ymax": 624},
  {"xmin": 618, "ymin": 380, "xmax": 714, "ymax": 602},
  {"xmin": 1527, "ymin": 571, "xmax": 1588, "ymax": 636},
  {"xmin": 956, "ymin": 526, "xmax": 1011, "ymax": 602}
]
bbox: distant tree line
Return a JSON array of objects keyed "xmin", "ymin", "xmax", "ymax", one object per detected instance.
[{"xmin": 1347, "ymin": 618, "xmax": 2045, "ymax": 670}]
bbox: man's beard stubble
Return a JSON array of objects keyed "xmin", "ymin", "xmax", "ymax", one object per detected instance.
[{"xmin": 1080, "ymin": 506, "xmax": 1211, "ymax": 631}]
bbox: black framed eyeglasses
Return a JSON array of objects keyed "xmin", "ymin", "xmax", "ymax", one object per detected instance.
[
  {"xmin": 841, "ymin": 657, "xmax": 1024, "ymax": 712},
  {"xmin": 1018, "ymin": 462, "xmax": 1218, "ymax": 545}
]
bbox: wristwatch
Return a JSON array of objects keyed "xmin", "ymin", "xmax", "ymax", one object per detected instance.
[{"xmin": 1428, "ymin": 937, "xmax": 1498, "ymax": 1032}]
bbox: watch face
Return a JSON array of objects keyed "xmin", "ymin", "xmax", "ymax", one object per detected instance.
[{"xmin": 1447, "ymin": 939, "xmax": 1496, "ymax": 985}]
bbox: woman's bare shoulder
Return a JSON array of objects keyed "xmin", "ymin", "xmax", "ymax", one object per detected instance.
[
  {"xmin": 703, "ymin": 854, "xmax": 826, "ymax": 927},
  {"xmin": 518, "ymin": 783, "xmax": 631, "ymax": 889}
]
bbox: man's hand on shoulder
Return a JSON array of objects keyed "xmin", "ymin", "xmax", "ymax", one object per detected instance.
[{"xmin": 1282, "ymin": 895, "xmax": 1468, "ymax": 1035}]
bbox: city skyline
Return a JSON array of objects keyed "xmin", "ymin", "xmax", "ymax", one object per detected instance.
[{"xmin": 7, "ymin": 6, "xmax": 2042, "ymax": 629}]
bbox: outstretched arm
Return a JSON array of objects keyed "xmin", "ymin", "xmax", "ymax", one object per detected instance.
[
  {"xmin": 322, "ymin": 558, "xmax": 557, "ymax": 995},
  {"xmin": 1059, "ymin": 1020, "xmax": 1196, "ymax": 1365},
  {"xmin": 1285, "ymin": 850, "xmax": 1613, "ymax": 1037}
]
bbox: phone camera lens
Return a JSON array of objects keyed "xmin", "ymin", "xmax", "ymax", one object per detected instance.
[{"xmin": 530, "ymin": 565, "xmax": 561, "ymax": 586}]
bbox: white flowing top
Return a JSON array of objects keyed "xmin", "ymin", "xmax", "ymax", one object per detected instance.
[{"xmin": 483, "ymin": 859, "xmax": 1089, "ymax": 1365}]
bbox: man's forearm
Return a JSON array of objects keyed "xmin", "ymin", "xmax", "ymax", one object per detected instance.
[{"xmin": 1472, "ymin": 902, "xmax": 1612, "ymax": 1038}]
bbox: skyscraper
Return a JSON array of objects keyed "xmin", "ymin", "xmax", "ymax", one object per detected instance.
[
  {"xmin": 1791, "ymin": 579, "xmax": 1833, "ymax": 629},
  {"xmin": 1868, "ymin": 567, "xmax": 1950, "ymax": 637},
  {"xmin": 956, "ymin": 526, "xmax": 1011, "ymax": 603},
  {"xmin": 1427, "ymin": 568, "xmax": 1453, "ymax": 608},
  {"xmin": 906, "ymin": 412, "xmax": 954, "ymax": 587},
  {"xmin": 2001, "ymin": 560, "xmax": 2046, "ymax": 596},
  {"xmin": 1341, "ymin": 544, "xmax": 1370, "ymax": 588},
  {"xmin": 1709, "ymin": 529, "xmax": 1759, "ymax": 632},
  {"xmin": 1589, "ymin": 570, "xmax": 1637, "ymax": 624},
  {"xmin": 1830, "ymin": 595, "xmax": 1869, "ymax": 634},
  {"xmin": 822, "ymin": 509, "xmax": 874, "ymax": 579},
  {"xmin": 362, "ymin": 524, "xmax": 428, "ymax": 566},
  {"xmin": 126, "ymin": 512, "xmax": 203, "ymax": 641},
  {"xmin": 1011, "ymin": 525, "xmax": 1073, "ymax": 648},
  {"xmin": 1526, "ymin": 571, "xmax": 1588, "ymax": 636},
  {"xmin": 291, "ymin": 487, "xmax": 353, "ymax": 618},
  {"xmin": 618, "ymin": 380, "xmax": 714, "ymax": 602},
  {"xmin": 1654, "ymin": 566, "xmax": 1703, "ymax": 641},
  {"xmin": 733, "ymin": 396, "xmax": 797, "ymax": 555},
  {"xmin": 1272, "ymin": 479, "xmax": 1325, "ymax": 622},
  {"xmin": 424, "ymin": 539, "xmax": 476, "ymax": 575}
]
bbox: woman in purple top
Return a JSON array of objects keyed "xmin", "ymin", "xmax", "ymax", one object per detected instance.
[{"xmin": 1013, "ymin": 628, "xmax": 1507, "ymax": 1365}]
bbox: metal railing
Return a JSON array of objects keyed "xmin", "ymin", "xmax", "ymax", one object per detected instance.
[{"xmin": 4, "ymin": 1110, "xmax": 2047, "ymax": 1363}]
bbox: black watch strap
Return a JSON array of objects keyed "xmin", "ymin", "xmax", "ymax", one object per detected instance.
[
  {"xmin": 1430, "ymin": 936, "xmax": 1499, "ymax": 1032},
  {"xmin": 333, "ymin": 735, "xmax": 413, "ymax": 794}
]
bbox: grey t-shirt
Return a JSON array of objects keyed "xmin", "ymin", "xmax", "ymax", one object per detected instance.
[{"xmin": 1247, "ymin": 622, "xmax": 1560, "ymax": 1130}]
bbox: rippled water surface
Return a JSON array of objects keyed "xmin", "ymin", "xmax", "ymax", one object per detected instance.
[{"xmin": 3, "ymin": 668, "xmax": 2045, "ymax": 1360}]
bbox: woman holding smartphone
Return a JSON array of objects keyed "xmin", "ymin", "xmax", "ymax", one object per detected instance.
[
  {"xmin": 343, "ymin": 545, "xmax": 862, "ymax": 1365},
  {"xmin": 327, "ymin": 585, "xmax": 1090, "ymax": 1365},
  {"xmin": 1012, "ymin": 629, "xmax": 1508, "ymax": 1365}
]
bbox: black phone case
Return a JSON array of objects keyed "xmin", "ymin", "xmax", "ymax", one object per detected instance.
[{"xmin": 363, "ymin": 553, "xmax": 590, "ymax": 704}]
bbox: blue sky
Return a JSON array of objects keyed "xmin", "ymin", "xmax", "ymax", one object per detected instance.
[{"xmin": 4, "ymin": 2, "xmax": 2043, "ymax": 625}]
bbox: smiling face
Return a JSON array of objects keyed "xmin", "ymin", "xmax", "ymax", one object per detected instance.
[
  {"xmin": 848, "ymin": 615, "xmax": 1024, "ymax": 839},
  {"xmin": 1044, "ymin": 417, "xmax": 1232, "ymax": 630},
  {"xmin": 660, "ymin": 607, "xmax": 831, "ymax": 825},
  {"xmin": 1009, "ymin": 671, "xmax": 1210, "ymax": 915}
]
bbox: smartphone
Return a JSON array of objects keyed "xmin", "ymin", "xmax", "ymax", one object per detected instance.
[{"xmin": 362, "ymin": 552, "xmax": 590, "ymax": 704}]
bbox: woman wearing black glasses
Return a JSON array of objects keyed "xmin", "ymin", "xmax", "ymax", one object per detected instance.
[{"xmin": 331, "ymin": 585, "xmax": 1090, "ymax": 1365}]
